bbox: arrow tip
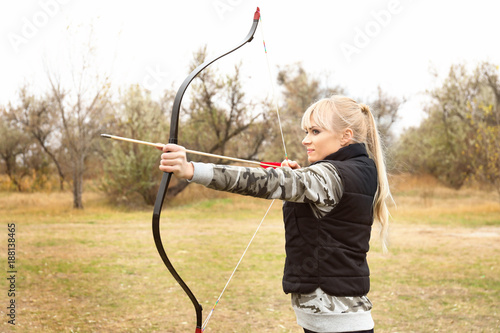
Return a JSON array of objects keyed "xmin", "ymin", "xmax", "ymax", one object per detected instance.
[{"xmin": 101, "ymin": 134, "xmax": 111, "ymax": 139}]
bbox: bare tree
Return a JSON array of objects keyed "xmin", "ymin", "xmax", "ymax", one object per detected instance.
[
  {"xmin": 45, "ymin": 30, "xmax": 112, "ymax": 208},
  {"xmin": 7, "ymin": 87, "xmax": 66, "ymax": 190},
  {"xmin": 48, "ymin": 74, "xmax": 110, "ymax": 208},
  {"xmin": 183, "ymin": 48, "xmax": 267, "ymax": 156}
]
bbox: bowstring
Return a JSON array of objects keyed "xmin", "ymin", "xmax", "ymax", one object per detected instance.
[
  {"xmin": 201, "ymin": 200, "xmax": 275, "ymax": 330},
  {"xmin": 259, "ymin": 8, "xmax": 289, "ymax": 161},
  {"xmin": 202, "ymin": 7, "xmax": 289, "ymax": 331}
]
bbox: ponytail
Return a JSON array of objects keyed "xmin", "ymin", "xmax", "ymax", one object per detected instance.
[{"xmin": 359, "ymin": 103, "xmax": 391, "ymax": 253}]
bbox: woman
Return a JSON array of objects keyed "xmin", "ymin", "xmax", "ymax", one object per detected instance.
[{"xmin": 159, "ymin": 95, "xmax": 391, "ymax": 333}]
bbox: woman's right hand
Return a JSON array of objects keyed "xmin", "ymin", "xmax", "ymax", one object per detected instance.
[{"xmin": 281, "ymin": 160, "xmax": 301, "ymax": 169}]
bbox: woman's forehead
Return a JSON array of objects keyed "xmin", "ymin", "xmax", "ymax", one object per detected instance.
[
  {"xmin": 304, "ymin": 108, "xmax": 330, "ymax": 129},
  {"xmin": 305, "ymin": 117, "xmax": 320, "ymax": 128}
]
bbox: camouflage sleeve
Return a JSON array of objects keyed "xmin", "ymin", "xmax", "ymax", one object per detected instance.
[{"xmin": 190, "ymin": 162, "xmax": 343, "ymax": 210}]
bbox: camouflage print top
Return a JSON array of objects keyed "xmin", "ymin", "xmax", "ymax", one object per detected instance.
[
  {"xmin": 190, "ymin": 162, "xmax": 342, "ymax": 218},
  {"xmin": 190, "ymin": 162, "xmax": 373, "ymax": 332}
]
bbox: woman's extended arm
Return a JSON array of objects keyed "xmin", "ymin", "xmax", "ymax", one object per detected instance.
[{"xmin": 192, "ymin": 162, "xmax": 343, "ymax": 209}]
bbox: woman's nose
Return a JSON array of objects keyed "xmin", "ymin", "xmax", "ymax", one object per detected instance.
[{"xmin": 302, "ymin": 135, "xmax": 310, "ymax": 146}]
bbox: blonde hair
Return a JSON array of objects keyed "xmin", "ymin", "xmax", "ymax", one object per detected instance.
[{"xmin": 301, "ymin": 95, "xmax": 391, "ymax": 252}]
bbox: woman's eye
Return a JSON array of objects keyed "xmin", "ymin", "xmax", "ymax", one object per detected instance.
[{"xmin": 304, "ymin": 128, "xmax": 320, "ymax": 135}]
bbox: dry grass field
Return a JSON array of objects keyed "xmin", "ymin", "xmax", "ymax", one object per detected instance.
[{"xmin": 0, "ymin": 174, "xmax": 499, "ymax": 332}]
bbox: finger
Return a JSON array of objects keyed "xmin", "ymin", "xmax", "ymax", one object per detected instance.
[
  {"xmin": 161, "ymin": 164, "xmax": 178, "ymax": 171},
  {"xmin": 163, "ymin": 143, "xmax": 185, "ymax": 153},
  {"xmin": 282, "ymin": 160, "xmax": 300, "ymax": 169},
  {"xmin": 161, "ymin": 151, "xmax": 186, "ymax": 162},
  {"xmin": 159, "ymin": 164, "xmax": 177, "ymax": 173},
  {"xmin": 160, "ymin": 154, "xmax": 183, "ymax": 167}
]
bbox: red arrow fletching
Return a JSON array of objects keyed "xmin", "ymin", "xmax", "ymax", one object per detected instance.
[{"xmin": 260, "ymin": 162, "xmax": 281, "ymax": 169}]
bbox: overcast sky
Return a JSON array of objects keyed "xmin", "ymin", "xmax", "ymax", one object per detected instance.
[{"xmin": 1, "ymin": 0, "xmax": 499, "ymax": 134}]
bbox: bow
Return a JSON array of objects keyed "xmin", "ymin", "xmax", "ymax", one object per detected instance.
[{"xmin": 152, "ymin": 8, "xmax": 261, "ymax": 332}]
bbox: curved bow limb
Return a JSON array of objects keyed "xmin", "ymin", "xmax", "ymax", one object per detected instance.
[
  {"xmin": 169, "ymin": 8, "xmax": 261, "ymax": 141},
  {"xmin": 152, "ymin": 7, "xmax": 260, "ymax": 332}
]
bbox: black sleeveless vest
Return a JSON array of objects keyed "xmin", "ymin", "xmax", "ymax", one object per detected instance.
[{"xmin": 282, "ymin": 143, "xmax": 377, "ymax": 296}]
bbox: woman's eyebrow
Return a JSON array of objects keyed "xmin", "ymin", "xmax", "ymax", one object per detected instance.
[{"xmin": 303, "ymin": 125, "xmax": 321, "ymax": 131}]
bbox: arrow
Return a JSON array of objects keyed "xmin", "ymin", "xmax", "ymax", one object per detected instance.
[{"xmin": 101, "ymin": 134, "xmax": 281, "ymax": 169}]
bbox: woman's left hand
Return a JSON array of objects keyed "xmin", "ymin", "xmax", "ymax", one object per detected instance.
[{"xmin": 158, "ymin": 144, "xmax": 194, "ymax": 180}]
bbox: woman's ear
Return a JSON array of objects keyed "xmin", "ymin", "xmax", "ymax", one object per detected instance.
[{"xmin": 341, "ymin": 128, "xmax": 353, "ymax": 146}]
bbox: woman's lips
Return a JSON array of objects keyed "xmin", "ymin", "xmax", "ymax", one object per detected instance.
[{"xmin": 307, "ymin": 149, "xmax": 314, "ymax": 154}]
